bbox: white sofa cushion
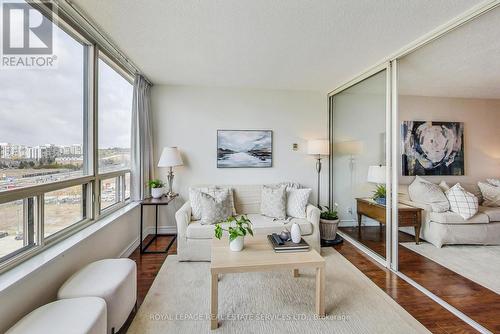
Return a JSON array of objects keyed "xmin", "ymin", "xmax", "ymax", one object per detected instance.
[
  {"xmin": 286, "ymin": 188, "xmax": 311, "ymax": 218},
  {"xmin": 408, "ymin": 176, "xmax": 450, "ymax": 212},
  {"xmin": 186, "ymin": 213, "xmax": 312, "ymax": 239},
  {"xmin": 478, "ymin": 181, "xmax": 500, "ymax": 207},
  {"xmin": 429, "ymin": 210, "xmax": 489, "ymax": 224},
  {"xmin": 446, "ymin": 183, "xmax": 479, "ymax": 220},
  {"xmin": 200, "ymin": 191, "xmax": 233, "ymax": 225},
  {"xmin": 6, "ymin": 297, "xmax": 107, "ymax": 334},
  {"xmin": 479, "ymin": 206, "xmax": 500, "ymax": 221},
  {"xmin": 260, "ymin": 185, "xmax": 286, "ymax": 219}
]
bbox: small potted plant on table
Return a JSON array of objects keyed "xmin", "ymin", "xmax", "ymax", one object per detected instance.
[
  {"xmin": 319, "ymin": 203, "xmax": 341, "ymax": 245},
  {"xmin": 372, "ymin": 184, "xmax": 387, "ymax": 205},
  {"xmin": 148, "ymin": 179, "xmax": 164, "ymax": 199},
  {"xmin": 214, "ymin": 215, "xmax": 253, "ymax": 252}
]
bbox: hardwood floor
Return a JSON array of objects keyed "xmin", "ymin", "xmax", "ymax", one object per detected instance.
[
  {"xmin": 124, "ymin": 233, "xmax": 496, "ymax": 334},
  {"xmin": 339, "ymin": 226, "xmax": 500, "ymax": 333}
]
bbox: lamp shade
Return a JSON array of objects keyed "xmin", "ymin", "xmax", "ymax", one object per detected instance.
[
  {"xmin": 158, "ymin": 147, "xmax": 183, "ymax": 167},
  {"xmin": 334, "ymin": 140, "xmax": 363, "ymax": 156},
  {"xmin": 307, "ymin": 139, "xmax": 330, "ymax": 155},
  {"xmin": 367, "ymin": 165, "xmax": 386, "ymax": 184}
]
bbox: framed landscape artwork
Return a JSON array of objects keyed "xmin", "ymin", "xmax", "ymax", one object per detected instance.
[
  {"xmin": 217, "ymin": 130, "xmax": 272, "ymax": 168},
  {"xmin": 401, "ymin": 121, "xmax": 464, "ymax": 176}
]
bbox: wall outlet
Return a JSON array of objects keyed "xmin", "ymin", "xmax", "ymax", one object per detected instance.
[
  {"xmin": 347, "ymin": 207, "xmax": 352, "ymax": 214},
  {"xmin": 292, "ymin": 143, "xmax": 298, "ymax": 151}
]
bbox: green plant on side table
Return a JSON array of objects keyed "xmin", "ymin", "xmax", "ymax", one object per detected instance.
[
  {"xmin": 372, "ymin": 184, "xmax": 387, "ymax": 205},
  {"xmin": 319, "ymin": 203, "xmax": 340, "ymax": 244},
  {"xmin": 148, "ymin": 179, "xmax": 164, "ymax": 199},
  {"xmin": 214, "ymin": 215, "xmax": 254, "ymax": 252}
]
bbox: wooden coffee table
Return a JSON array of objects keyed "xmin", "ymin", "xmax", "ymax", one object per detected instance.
[{"xmin": 210, "ymin": 236, "xmax": 326, "ymax": 330}]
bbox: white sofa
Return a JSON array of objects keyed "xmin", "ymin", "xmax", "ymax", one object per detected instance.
[
  {"xmin": 175, "ymin": 184, "xmax": 321, "ymax": 261},
  {"xmin": 399, "ymin": 183, "xmax": 500, "ymax": 248}
]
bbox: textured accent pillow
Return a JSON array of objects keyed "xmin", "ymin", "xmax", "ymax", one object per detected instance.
[
  {"xmin": 408, "ymin": 176, "xmax": 450, "ymax": 212},
  {"xmin": 478, "ymin": 182, "xmax": 500, "ymax": 207},
  {"xmin": 260, "ymin": 185, "xmax": 286, "ymax": 219},
  {"xmin": 446, "ymin": 183, "xmax": 479, "ymax": 220},
  {"xmin": 199, "ymin": 191, "xmax": 233, "ymax": 225},
  {"xmin": 277, "ymin": 182, "xmax": 302, "ymax": 190},
  {"xmin": 189, "ymin": 186, "xmax": 236, "ymax": 220},
  {"xmin": 487, "ymin": 178, "xmax": 500, "ymax": 187},
  {"xmin": 286, "ymin": 188, "xmax": 311, "ymax": 218}
]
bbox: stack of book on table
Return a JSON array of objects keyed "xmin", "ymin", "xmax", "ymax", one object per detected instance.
[{"xmin": 267, "ymin": 233, "xmax": 310, "ymax": 253}]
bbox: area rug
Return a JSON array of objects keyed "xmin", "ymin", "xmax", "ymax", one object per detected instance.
[
  {"xmin": 402, "ymin": 242, "xmax": 500, "ymax": 294},
  {"xmin": 127, "ymin": 248, "xmax": 429, "ymax": 333}
]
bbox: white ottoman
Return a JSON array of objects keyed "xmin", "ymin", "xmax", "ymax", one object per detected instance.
[
  {"xmin": 6, "ymin": 297, "xmax": 107, "ymax": 334},
  {"xmin": 58, "ymin": 259, "xmax": 137, "ymax": 334}
]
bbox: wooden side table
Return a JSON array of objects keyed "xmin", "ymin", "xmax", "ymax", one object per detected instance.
[
  {"xmin": 140, "ymin": 195, "xmax": 178, "ymax": 254},
  {"xmin": 355, "ymin": 198, "xmax": 422, "ymax": 244}
]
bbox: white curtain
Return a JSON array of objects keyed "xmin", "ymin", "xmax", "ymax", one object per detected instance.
[{"xmin": 131, "ymin": 75, "xmax": 153, "ymax": 200}]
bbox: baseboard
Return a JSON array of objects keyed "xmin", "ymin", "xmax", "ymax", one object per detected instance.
[{"xmin": 119, "ymin": 238, "xmax": 140, "ymax": 258}]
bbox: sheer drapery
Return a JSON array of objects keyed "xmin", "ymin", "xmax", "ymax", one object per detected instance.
[{"xmin": 131, "ymin": 75, "xmax": 153, "ymax": 200}]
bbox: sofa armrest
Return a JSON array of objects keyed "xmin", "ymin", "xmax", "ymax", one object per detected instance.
[
  {"xmin": 398, "ymin": 199, "xmax": 432, "ymax": 213},
  {"xmin": 306, "ymin": 204, "xmax": 320, "ymax": 225},
  {"xmin": 175, "ymin": 201, "xmax": 192, "ymax": 238}
]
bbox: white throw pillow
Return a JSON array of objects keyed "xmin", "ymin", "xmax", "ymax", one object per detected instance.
[
  {"xmin": 446, "ymin": 183, "xmax": 479, "ymax": 220},
  {"xmin": 260, "ymin": 185, "xmax": 286, "ymax": 219},
  {"xmin": 189, "ymin": 187, "xmax": 236, "ymax": 220},
  {"xmin": 487, "ymin": 178, "xmax": 500, "ymax": 187},
  {"xmin": 478, "ymin": 181, "xmax": 500, "ymax": 207},
  {"xmin": 286, "ymin": 188, "xmax": 311, "ymax": 218},
  {"xmin": 408, "ymin": 176, "xmax": 450, "ymax": 212},
  {"xmin": 199, "ymin": 192, "xmax": 233, "ymax": 225}
]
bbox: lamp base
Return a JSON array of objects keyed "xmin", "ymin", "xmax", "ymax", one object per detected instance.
[{"xmin": 166, "ymin": 191, "xmax": 178, "ymax": 198}]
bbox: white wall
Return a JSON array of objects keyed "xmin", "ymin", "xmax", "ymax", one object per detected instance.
[
  {"xmin": 151, "ymin": 85, "xmax": 327, "ymax": 227},
  {"xmin": 399, "ymin": 95, "xmax": 500, "ymax": 184},
  {"xmin": 0, "ymin": 206, "xmax": 140, "ymax": 333}
]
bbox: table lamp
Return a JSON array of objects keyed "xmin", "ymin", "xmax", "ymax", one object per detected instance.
[{"xmin": 158, "ymin": 147, "xmax": 184, "ymax": 197}]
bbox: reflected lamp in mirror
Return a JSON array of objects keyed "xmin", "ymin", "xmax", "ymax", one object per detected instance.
[
  {"xmin": 334, "ymin": 140, "xmax": 363, "ymax": 156},
  {"xmin": 307, "ymin": 139, "xmax": 330, "ymax": 207},
  {"xmin": 158, "ymin": 147, "xmax": 184, "ymax": 197}
]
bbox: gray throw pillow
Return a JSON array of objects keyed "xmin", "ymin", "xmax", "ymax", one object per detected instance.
[
  {"xmin": 260, "ymin": 185, "xmax": 286, "ymax": 219},
  {"xmin": 199, "ymin": 191, "xmax": 233, "ymax": 225}
]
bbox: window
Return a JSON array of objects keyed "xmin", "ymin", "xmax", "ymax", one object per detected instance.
[
  {"xmin": 0, "ymin": 2, "xmax": 134, "ymax": 271},
  {"xmin": 0, "ymin": 19, "xmax": 89, "ymax": 193},
  {"xmin": 100, "ymin": 177, "xmax": 119, "ymax": 211},
  {"xmin": 44, "ymin": 185, "xmax": 87, "ymax": 238},
  {"xmin": 97, "ymin": 58, "xmax": 133, "ymax": 174},
  {"xmin": 0, "ymin": 198, "xmax": 37, "ymax": 260}
]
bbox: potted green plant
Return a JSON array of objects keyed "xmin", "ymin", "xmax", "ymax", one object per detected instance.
[
  {"xmin": 319, "ymin": 203, "xmax": 339, "ymax": 243},
  {"xmin": 148, "ymin": 179, "xmax": 164, "ymax": 199},
  {"xmin": 214, "ymin": 215, "xmax": 253, "ymax": 251},
  {"xmin": 372, "ymin": 184, "xmax": 386, "ymax": 205}
]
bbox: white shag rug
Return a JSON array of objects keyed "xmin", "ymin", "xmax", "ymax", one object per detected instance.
[
  {"xmin": 127, "ymin": 248, "xmax": 429, "ymax": 334},
  {"xmin": 402, "ymin": 242, "xmax": 500, "ymax": 294}
]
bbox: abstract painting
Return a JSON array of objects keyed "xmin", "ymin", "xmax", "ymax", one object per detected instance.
[
  {"xmin": 217, "ymin": 130, "xmax": 272, "ymax": 168},
  {"xmin": 402, "ymin": 121, "xmax": 464, "ymax": 176}
]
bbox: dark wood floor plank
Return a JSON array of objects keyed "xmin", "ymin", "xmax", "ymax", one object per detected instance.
[
  {"xmin": 123, "ymin": 233, "xmax": 494, "ymax": 334},
  {"xmin": 339, "ymin": 226, "xmax": 500, "ymax": 333}
]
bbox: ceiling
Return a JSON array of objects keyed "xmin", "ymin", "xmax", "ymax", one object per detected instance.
[
  {"xmin": 70, "ymin": 0, "xmax": 487, "ymax": 92},
  {"xmin": 399, "ymin": 5, "xmax": 500, "ymax": 99}
]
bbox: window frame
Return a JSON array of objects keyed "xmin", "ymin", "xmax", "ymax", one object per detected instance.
[{"xmin": 0, "ymin": 4, "xmax": 135, "ymax": 273}]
